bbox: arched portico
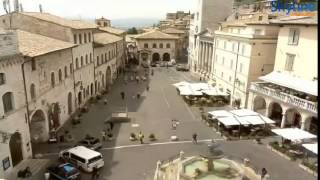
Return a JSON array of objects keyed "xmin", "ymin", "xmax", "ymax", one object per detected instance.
[
  {"xmin": 268, "ymin": 102, "xmax": 283, "ymax": 127},
  {"xmin": 163, "ymin": 53, "xmax": 170, "ymax": 61},
  {"xmin": 152, "ymin": 53, "xmax": 160, "ymax": 63},
  {"xmin": 285, "ymin": 108, "xmax": 302, "ymax": 128},
  {"xmin": 253, "ymin": 96, "xmax": 267, "ymax": 115},
  {"xmin": 30, "ymin": 109, "xmax": 47, "ymax": 142}
]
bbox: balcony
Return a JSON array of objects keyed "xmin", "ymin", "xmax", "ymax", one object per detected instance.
[{"xmin": 250, "ymin": 82, "xmax": 317, "ymax": 114}]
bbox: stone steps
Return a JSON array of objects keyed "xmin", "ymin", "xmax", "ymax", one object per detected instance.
[{"xmin": 4, "ymin": 159, "xmax": 50, "ymax": 180}]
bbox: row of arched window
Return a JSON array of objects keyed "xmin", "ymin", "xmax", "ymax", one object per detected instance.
[
  {"xmin": 144, "ymin": 43, "xmax": 171, "ymax": 49},
  {"xmin": 96, "ymin": 49, "xmax": 116, "ymax": 66},
  {"xmin": 73, "ymin": 32, "xmax": 92, "ymax": 44},
  {"xmin": 75, "ymin": 53, "xmax": 93, "ymax": 69}
]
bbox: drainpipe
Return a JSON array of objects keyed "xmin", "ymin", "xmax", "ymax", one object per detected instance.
[
  {"xmin": 71, "ymin": 48, "xmax": 77, "ymax": 111},
  {"xmin": 232, "ymin": 41, "xmax": 241, "ymax": 108},
  {"xmin": 21, "ymin": 58, "xmax": 31, "ymax": 125}
]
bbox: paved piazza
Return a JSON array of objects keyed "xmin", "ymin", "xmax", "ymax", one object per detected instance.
[{"xmin": 33, "ymin": 67, "xmax": 316, "ymax": 180}]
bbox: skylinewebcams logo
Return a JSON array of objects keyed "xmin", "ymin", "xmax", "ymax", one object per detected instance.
[{"xmin": 271, "ymin": 0, "xmax": 317, "ymax": 16}]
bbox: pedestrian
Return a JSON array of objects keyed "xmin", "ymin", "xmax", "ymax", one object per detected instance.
[
  {"xmin": 101, "ymin": 130, "xmax": 106, "ymax": 141},
  {"xmin": 91, "ymin": 167, "xmax": 99, "ymax": 180},
  {"xmin": 261, "ymin": 168, "xmax": 268, "ymax": 180},
  {"xmin": 192, "ymin": 133, "xmax": 198, "ymax": 144},
  {"xmin": 200, "ymin": 77, "xmax": 202, "ymax": 81},
  {"xmin": 103, "ymin": 98, "xmax": 108, "ymax": 105},
  {"xmin": 107, "ymin": 130, "xmax": 113, "ymax": 141},
  {"xmin": 146, "ymin": 85, "xmax": 150, "ymax": 91},
  {"xmin": 137, "ymin": 93, "xmax": 141, "ymax": 99},
  {"xmin": 110, "ymin": 122, "xmax": 114, "ymax": 130},
  {"xmin": 121, "ymin": 91, "xmax": 125, "ymax": 100},
  {"xmin": 172, "ymin": 120, "xmax": 177, "ymax": 130},
  {"xmin": 151, "ymin": 69, "xmax": 154, "ymax": 76},
  {"xmin": 138, "ymin": 131, "xmax": 144, "ymax": 144}
]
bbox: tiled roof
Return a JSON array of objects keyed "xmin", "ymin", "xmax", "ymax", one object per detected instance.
[
  {"xmin": 161, "ymin": 28, "xmax": 185, "ymax": 34},
  {"xmin": 270, "ymin": 16, "xmax": 317, "ymax": 25},
  {"xmin": 20, "ymin": 12, "xmax": 97, "ymax": 29},
  {"xmin": 99, "ymin": 26, "xmax": 125, "ymax": 35},
  {"xmin": 134, "ymin": 30, "xmax": 179, "ymax": 40},
  {"xmin": 17, "ymin": 30, "xmax": 75, "ymax": 57},
  {"xmin": 94, "ymin": 33, "xmax": 122, "ymax": 45}
]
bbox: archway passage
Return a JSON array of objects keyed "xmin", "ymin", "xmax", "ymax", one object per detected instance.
[
  {"xmin": 141, "ymin": 53, "xmax": 149, "ymax": 62},
  {"xmin": 30, "ymin": 109, "xmax": 46, "ymax": 142},
  {"xmin": 269, "ymin": 102, "xmax": 282, "ymax": 127},
  {"xmin": 152, "ymin": 53, "xmax": 160, "ymax": 63},
  {"xmin": 285, "ymin": 109, "xmax": 301, "ymax": 128},
  {"xmin": 68, "ymin": 92, "xmax": 72, "ymax": 115},
  {"xmin": 253, "ymin": 96, "xmax": 266, "ymax": 115},
  {"xmin": 163, "ymin": 53, "xmax": 170, "ymax": 61},
  {"xmin": 308, "ymin": 116, "xmax": 317, "ymax": 135},
  {"xmin": 9, "ymin": 132, "xmax": 23, "ymax": 167},
  {"xmin": 90, "ymin": 83, "xmax": 94, "ymax": 96}
]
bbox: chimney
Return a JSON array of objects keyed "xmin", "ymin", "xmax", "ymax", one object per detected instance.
[
  {"xmin": 39, "ymin": 4, "xmax": 42, "ymax": 13},
  {"xmin": 14, "ymin": 0, "xmax": 19, "ymax": 12}
]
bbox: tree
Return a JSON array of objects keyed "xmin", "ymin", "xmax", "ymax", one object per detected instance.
[{"xmin": 127, "ymin": 27, "xmax": 138, "ymax": 34}]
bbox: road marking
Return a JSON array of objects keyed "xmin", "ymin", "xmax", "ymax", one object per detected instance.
[
  {"xmin": 161, "ymin": 87, "xmax": 170, "ymax": 108},
  {"xmin": 183, "ymin": 102, "xmax": 196, "ymax": 120},
  {"xmin": 40, "ymin": 138, "xmax": 225, "ymax": 156}
]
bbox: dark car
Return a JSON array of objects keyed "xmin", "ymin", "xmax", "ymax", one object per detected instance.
[
  {"xmin": 47, "ymin": 163, "xmax": 80, "ymax": 180},
  {"xmin": 77, "ymin": 136, "xmax": 102, "ymax": 151}
]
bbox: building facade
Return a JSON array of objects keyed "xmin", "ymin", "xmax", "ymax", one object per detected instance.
[{"xmin": 247, "ymin": 16, "xmax": 318, "ymax": 134}]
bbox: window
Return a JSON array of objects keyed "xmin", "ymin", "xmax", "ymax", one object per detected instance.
[
  {"xmin": 258, "ymin": 15, "xmax": 263, "ymax": 21},
  {"xmin": 230, "ymin": 59, "xmax": 233, "ymax": 68},
  {"xmin": 254, "ymin": 29, "xmax": 262, "ymax": 35},
  {"xmin": 70, "ymin": 63, "xmax": 73, "ymax": 74},
  {"xmin": 2, "ymin": 92, "xmax": 14, "ymax": 113},
  {"xmin": 76, "ymin": 58, "xmax": 79, "ymax": 69},
  {"xmin": 31, "ymin": 59, "xmax": 36, "ymax": 71},
  {"xmin": 90, "ymin": 53, "xmax": 93, "ymax": 63},
  {"xmin": 101, "ymin": 54, "xmax": 104, "ymax": 63},
  {"xmin": 73, "ymin": 34, "xmax": 77, "ymax": 44},
  {"xmin": 30, "ymin": 84, "xmax": 36, "ymax": 100},
  {"xmin": 88, "ymin": 33, "xmax": 91, "ymax": 42},
  {"xmin": 64, "ymin": 66, "xmax": 68, "ymax": 78},
  {"xmin": 51, "ymin": 72, "xmax": 55, "ymax": 88},
  {"xmin": 239, "ymin": 63, "xmax": 243, "ymax": 73},
  {"xmin": 223, "ymin": 41, "xmax": 227, "ymax": 49},
  {"xmin": 232, "ymin": 43, "xmax": 235, "ymax": 52},
  {"xmin": 79, "ymin": 34, "xmax": 82, "ymax": 44},
  {"xmin": 85, "ymin": 55, "xmax": 88, "ymax": 64},
  {"xmin": 97, "ymin": 56, "xmax": 100, "ymax": 66},
  {"xmin": 166, "ymin": 43, "xmax": 171, "ymax": 48},
  {"xmin": 84, "ymin": 33, "xmax": 87, "ymax": 43},
  {"xmin": 159, "ymin": 43, "xmax": 163, "ymax": 48},
  {"xmin": 105, "ymin": 53, "xmax": 107, "ymax": 62},
  {"xmin": 241, "ymin": 44, "xmax": 245, "ymax": 55},
  {"xmin": 288, "ymin": 28, "xmax": 300, "ymax": 45},
  {"xmin": 108, "ymin": 51, "xmax": 111, "ymax": 59},
  {"xmin": 81, "ymin": 56, "xmax": 84, "ymax": 67},
  {"xmin": 153, "ymin": 43, "xmax": 157, "ymax": 48},
  {"xmin": 144, "ymin": 43, "xmax": 148, "ymax": 48},
  {"xmin": 285, "ymin": 53, "xmax": 295, "ymax": 71},
  {"xmin": 58, "ymin": 69, "xmax": 62, "ymax": 82},
  {"xmin": 222, "ymin": 57, "xmax": 225, "ymax": 65},
  {"xmin": 0, "ymin": 73, "xmax": 5, "ymax": 85}
]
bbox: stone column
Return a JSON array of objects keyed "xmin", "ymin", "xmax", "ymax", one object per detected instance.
[
  {"xmin": 203, "ymin": 43, "xmax": 207, "ymax": 74},
  {"xmin": 300, "ymin": 113, "xmax": 311, "ymax": 131},
  {"xmin": 198, "ymin": 42, "xmax": 203, "ymax": 72},
  {"xmin": 280, "ymin": 112, "xmax": 286, "ymax": 128},
  {"xmin": 208, "ymin": 44, "xmax": 213, "ymax": 74},
  {"xmin": 265, "ymin": 99, "xmax": 271, "ymax": 117}
]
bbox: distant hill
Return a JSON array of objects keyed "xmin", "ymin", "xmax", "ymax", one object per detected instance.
[{"xmin": 111, "ymin": 18, "xmax": 160, "ymax": 30}]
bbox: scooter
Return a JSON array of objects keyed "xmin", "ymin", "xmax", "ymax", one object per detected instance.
[{"xmin": 17, "ymin": 167, "xmax": 32, "ymax": 178}]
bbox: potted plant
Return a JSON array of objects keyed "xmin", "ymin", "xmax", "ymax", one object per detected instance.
[
  {"xmin": 129, "ymin": 133, "xmax": 137, "ymax": 141},
  {"xmin": 149, "ymin": 133, "xmax": 156, "ymax": 141}
]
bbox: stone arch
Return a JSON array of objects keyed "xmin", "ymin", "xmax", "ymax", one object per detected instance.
[
  {"xmin": 285, "ymin": 108, "xmax": 302, "ymax": 128},
  {"xmin": 163, "ymin": 53, "xmax": 170, "ymax": 61},
  {"xmin": 307, "ymin": 116, "xmax": 317, "ymax": 135},
  {"xmin": 9, "ymin": 132, "xmax": 23, "ymax": 167},
  {"xmin": 90, "ymin": 83, "xmax": 94, "ymax": 96},
  {"xmin": 68, "ymin": 92, "xmax": 72, "ymax": 114},
  {"xmin": 152, "ymin": 53, "xmax": 160, "ymax": 63},
  {"xmin": 253, "ymin": 96, "xmax": 266, "ymax": 115},
  {"xmin": 30, "ymin": 109, "xmax": 47, "ymax": 142},
  {"xmin": 268, "ymin": 102, "xmax": 283, "ymax": 126}
]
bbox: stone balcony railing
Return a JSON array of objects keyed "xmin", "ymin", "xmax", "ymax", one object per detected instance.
[{"xmin": 250, "ymin": 83, "xmax": 318, "ymax": 114}]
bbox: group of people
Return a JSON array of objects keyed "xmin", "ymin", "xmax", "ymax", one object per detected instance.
[{"xmin": 101, "ymin": 122, "xmax": 114, "ymax": 141}]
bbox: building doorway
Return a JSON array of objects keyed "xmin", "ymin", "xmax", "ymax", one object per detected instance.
[
  {"xmin": 9, "ymin": 132, "xmax": 23, "ymax": 167},
  {"xmin": 30, "ymin": 109, "xmax": 47, "ymax": 143},
  {"xmin": 163, "ymin": 53, "xmax": 170, "ymax": 61},
  {"xmin": 152, "ymin": 53, "xmax": 160, "ymax": 63}
]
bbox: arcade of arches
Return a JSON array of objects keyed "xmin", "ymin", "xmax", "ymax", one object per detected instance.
[{"xmin": 252, "ymin": 95, "xmax": 317, "ymax": 135}]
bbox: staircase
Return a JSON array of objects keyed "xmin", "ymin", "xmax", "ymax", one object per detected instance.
[{"xmin": 4, "ymin": 159, "xmax": 51, "ymax": 180}]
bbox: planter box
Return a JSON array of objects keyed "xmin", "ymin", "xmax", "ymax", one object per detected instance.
[
  {"xmin": 267, "ymin": 145, "xmax": 291, "ymax": 161},
  {"xmin": 299, "ymin": 164, "xmax": 318, "ymax": 176}
]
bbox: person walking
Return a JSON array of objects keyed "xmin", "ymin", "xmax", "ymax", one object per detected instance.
[
  {"xmin": 137, "ymin": 93, "xmax": 141, "ymax": 99},
  {"xmin": 121, "ymin": 92, "xmax": 125, "ymax": 100},
  {"xmin": 138, "ymin": 131, "xmax": 144, "ymax": 144},
  {"xmin": 199, "ymin": 77, "xmax": 202, "ymax": 81},
  {"xmin": 192, "ymin": 133, "xmax": 198, "ymax": 144},
  {"xmin": 110, "ymin": 122, "xmax": 114, "ymax": 130},
  {"xmin": 146, "ymin": 85, "xmax": 150, "ymax": 91},
  {"xmin": 261, "ymin": 168, "xmax": 268, "ymax": 180},
  {"xmin": 103, "ymin": 98, "xmax": 108, "ymax": 105},
  {"xmin": 101, "ymin": 130, "xmax": 106, "ymax": 141}
]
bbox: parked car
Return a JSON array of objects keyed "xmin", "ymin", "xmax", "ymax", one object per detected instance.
[
  {"xmin": 47, "ymin": 163, "xmax": 81, "ymax": 180},
  {"xmin": 159, "ymin": 62, "xmax": 166, "ymax": 67},
  {"xmin": 181, "ymin": 64, "xmax": 189, "ymax": 71},
  {"xmin": 150, "ymin": 62, "xmax": 157, "ymax": 67},
  {"xmin": 59, "ymin": 146, "xmax": 104, "ymax": 173},
  {"xmin": 77, "ymin": 136, "xmax": 102, "ymax": 151},
  {"xmin": 176, "ymin": 64, "xmax": 189, "ymax": 71},
  {"xmin": 167, "ymin": 61, "xmax": 173, "ymax": 67},
  {"xmin": 170, "ymin": 59, "xmax": 176, "ymax": 65}
]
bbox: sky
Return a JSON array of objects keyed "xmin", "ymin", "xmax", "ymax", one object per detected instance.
[{"xmin": 0, "ymin": 0, "xmax": 197, "ymax": 19}]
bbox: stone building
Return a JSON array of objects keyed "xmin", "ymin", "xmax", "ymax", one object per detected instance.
[
  {"xmin": 212, "ymin": 13, "xmax": 280, "ymax": 108},
  {"xmin": 95, "ymin": 17, "xmax": 111, "ymax": 27},
  {"xmin": 161, "ymin": 28, "xmax": 188, "ymax": 61},
  {"xmin": 247, "ymin": 16, "xmax": 318, "ymax": 134},
  {"xmin": 134, "ymin": 30, "xmax": 178, "ymax": 64}
]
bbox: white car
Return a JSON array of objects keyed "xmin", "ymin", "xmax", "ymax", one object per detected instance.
[{"xmin": 170, "ymin": 59, "xmax": 176, "ymax": 65}]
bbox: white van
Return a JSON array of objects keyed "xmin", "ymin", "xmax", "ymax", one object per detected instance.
[{"xmin": 59, "ymin": 146, "xmax": 104, "ymax": 172}]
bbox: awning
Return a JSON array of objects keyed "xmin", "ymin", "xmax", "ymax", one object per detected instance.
[
  {"xmin": 238, "ymin": 116, "xmax": 265, "ymax": 125},
  {"xmin": 302, "ymin": 143, "xmax": 318, "ymax": 154},
  {"xmin": 259, "ymin": 71, "xmax": 318, "ymax": 96},
  {"xmin": 202, "ymin": 89, "xmax": 228, "ymax": 96},
  {"xmin": 230, "ymin": 109, "xmax": 259, "ymax": 117},
  {"xmin": 178, "ymin": 85, "xmax": 202, "ymax": 96},
  {"xmin": 271, "ymin": 128, "xmax": 317, "ymax": 141},
  {"xmin": 261, "ymin": 116, "xmax": 276, "ymax": 124},
  {"xmin": 208, "ymin": 110, "xmax": 233, "ymax": 118},
  {"xmin": 173, "ymin": 81, "xmax": 190, "ymax": 88},
  {"xmin": 217, "ymin": 116, "xmax": 240, "ymax": 126},
  {"xmin": 189, "ymin": 83, "xmax": 213, "ymax": 91}
]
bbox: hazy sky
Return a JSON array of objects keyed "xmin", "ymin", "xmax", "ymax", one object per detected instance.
[{"xmin": 0, "ymin": 0, "xmax": 197, "ymax": 19}]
